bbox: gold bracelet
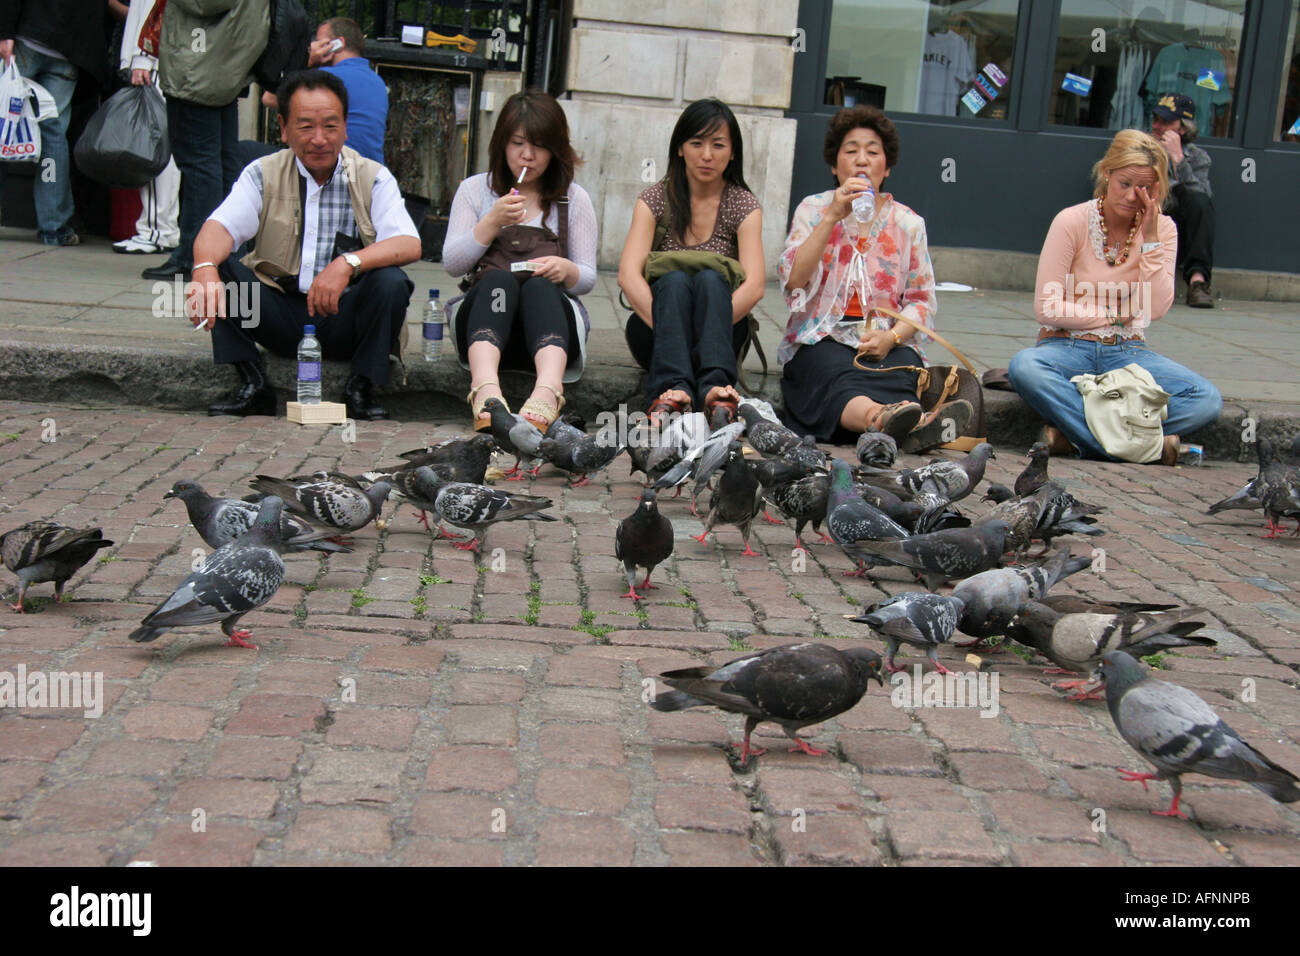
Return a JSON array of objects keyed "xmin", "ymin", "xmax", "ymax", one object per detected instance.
[{"xmin": 890, "ymin": 329, "xmax": 902, "ymax": 347}]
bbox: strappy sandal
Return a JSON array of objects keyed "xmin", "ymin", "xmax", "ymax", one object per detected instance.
[
  {"xmin": 871, "ymin": 401, "xmax": 923, "ymax": 441},
  {"xmin": 647, "ymin": 391, "xmax": 691, "ymax": 427},
  {"xmin": 704, "ymin": 395, "xmax": 739, "ymax": 432},
  {"xmin": 467, "ymin": 381, "xmax": 506, "ymax": 432},
  {"xmin": 519, "ymin": 382, "xmax": 565, "ymax": 430}
]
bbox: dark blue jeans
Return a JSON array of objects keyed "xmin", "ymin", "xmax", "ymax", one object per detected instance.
[
  {"xmin": 625, "ymin": 269, "xmax": 744, "ymax": 409},
  {"xmin": 211, "ymin": 259, "xmax": 414, "ymax": 385},
  {"xmin": 166, "ymin": 98, "xmax": 241, "ymax": 270}
]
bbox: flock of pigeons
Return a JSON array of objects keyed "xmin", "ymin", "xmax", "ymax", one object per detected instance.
[{"xmin": 2, "ymin": 399, "xmax": 1298, "ymax": 822}]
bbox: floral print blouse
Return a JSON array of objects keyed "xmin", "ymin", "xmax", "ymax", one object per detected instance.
[{"xmin": 778, "ymin": 189, "xmax": 937, "ymax": 365}]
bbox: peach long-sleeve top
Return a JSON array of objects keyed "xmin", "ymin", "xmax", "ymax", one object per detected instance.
[{"xmin": 1034, "ymin": 200, "xmax": 1177, "ymax": 337}]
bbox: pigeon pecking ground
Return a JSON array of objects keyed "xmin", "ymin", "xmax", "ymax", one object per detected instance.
[{"xmin": 0, "ymin": 401, "xmax": 1298, "ymax": 867}]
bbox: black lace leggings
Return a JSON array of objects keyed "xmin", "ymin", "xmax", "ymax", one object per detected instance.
[{"xmin": 455, "ymin": 270, "xmax": 572, "ymax": 368}]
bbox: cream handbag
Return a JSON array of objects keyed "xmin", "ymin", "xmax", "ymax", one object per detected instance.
[{"xmin": 1070, "ymin": 364, "xmax": 1170, "ymax": 463}]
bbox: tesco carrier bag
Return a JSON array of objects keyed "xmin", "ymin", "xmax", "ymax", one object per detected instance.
[{"xmin": 0, "ymin": 58, "xmax": 58, "ymax": 162}]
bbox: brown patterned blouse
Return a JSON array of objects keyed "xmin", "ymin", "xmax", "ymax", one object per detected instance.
[{"xmin": 639, "ymin": 180, "xmax": 761, "ymax": 259}]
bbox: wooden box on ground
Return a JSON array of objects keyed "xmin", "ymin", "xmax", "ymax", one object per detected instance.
[{"xmin": 286, "ymin": 401, "xmax": 349, "ymax": 425}]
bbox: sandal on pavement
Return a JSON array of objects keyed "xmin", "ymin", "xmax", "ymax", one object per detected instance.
[
  {"xmin": 467, "ymin": 381, "xmax": 505, "ymax": 432},
  {"xmin": 871, "ymin": 401, "xmax": 924, "ymax": 442},
  {"xmin": 520, "ymin": 382, "xmax": 565, "ymax": 430},
  {"xmin": 901, "ymin": 399, "xmax": 973, "ymax": 454}
]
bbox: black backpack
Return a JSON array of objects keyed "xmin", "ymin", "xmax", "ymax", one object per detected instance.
[{"xmin": 253, "ymin": 0, "xmax": 313, "ymax": 91}]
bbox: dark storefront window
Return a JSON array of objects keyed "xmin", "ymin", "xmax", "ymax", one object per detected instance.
[
  {"xmin": 824, "ymin": 0, "xmax": 1020, "ymax": 121},
  {"xmin": 1049, "ymin": 1, "xmax": 1246, "ymax": 136},
  {"xmin": 1280, "ymin": 2, "xmax": 1300, "ymax": 141}
]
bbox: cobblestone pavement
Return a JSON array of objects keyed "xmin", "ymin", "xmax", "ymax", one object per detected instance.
[{"xmin": 1, "ymin": 402, "xmax": 1298, "ymax": 867}]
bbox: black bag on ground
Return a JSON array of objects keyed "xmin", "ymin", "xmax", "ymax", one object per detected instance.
[
  {"xmin": 254, "ymin": 0, "xmax": 313, "ymax": 91},
  {"xmin": 73, "ymin": 84, "xmax": 169, "ymax": 189}
]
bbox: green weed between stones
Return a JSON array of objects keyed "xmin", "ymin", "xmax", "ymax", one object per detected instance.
[{"xmin": 350, "ymin": 588, "xmax": 375, "ymax": 609}]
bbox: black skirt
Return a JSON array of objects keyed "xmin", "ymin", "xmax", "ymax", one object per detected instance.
[{"xmin": 781, "ymin": 337, "xmax": 921, "ymax": 443}]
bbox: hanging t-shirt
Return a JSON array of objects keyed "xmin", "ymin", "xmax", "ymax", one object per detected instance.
[
  {"xmin": 1141, "ymin": 43, "xmax": 1232, "ymax": 125},
  {"xmin": 917, "ymin": 30, "xmax": 976, "ymax": 116}
]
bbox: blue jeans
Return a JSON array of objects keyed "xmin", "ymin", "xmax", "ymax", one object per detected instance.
[
  {"xmin": 15, "ymin": 42, "xmax": 79, "ymax": 243},
  {"xmin": 165, "ymin": 98, "xmax": 241, "ymax": 269},
  {"xmin": 1008, "ymin": 337, "xmax": 1222, "ymax": 460},
  {"xmin": 626, "ymin": 269, "xmax": 742, "ymax": 408}
]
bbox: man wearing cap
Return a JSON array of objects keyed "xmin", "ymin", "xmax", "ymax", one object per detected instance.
[{"xmin": 1151, "ymin": 93, "xmax": 1215, "ymax": 309}]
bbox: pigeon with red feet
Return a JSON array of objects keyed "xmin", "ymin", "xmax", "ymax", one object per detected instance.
[
  {"xmin": 391, "ymin": 434, "xmax": 496, "ymax": 484},
  {"xmin": 1006, "ymin": 602, "xmax": 1215, "ymax": 700},
  {"xmin": 1098, "ymin": 650, "xmax": 1300, "ymax": 819},
  {"xmin": 615, "ymin": 488, "xmax": 674, "ymax": 600},
  {"xmin": 421, "ymin": 467, "xmax": 556, "ymax": 552},
  {"xmin": 165, "ymin": 480, "xmax": 350, "ymax": 553},
  {"xmin": 247, "ymin": 474, "xmax": 391, "ymax": 535},
  {"xmin": 693, "ymin": 443, "xmax": 763, "ymax": 556},
  {"xmin": 952, "ymin": 547, "xmax": 1092, "ymax": 640},
  {"xmin": 2, "ymin": 521, "xmax": 114, "ymax": 612},
  {"xmin": 826, "ymin": 459, "xmax": 909, "ymax": 575},
  {"xmin": 650, "ymin": 642, "xmax": 884, "ymax": 765},
  {"xmin": 849, "ymin": 592, "xmax": 964, "ymax": 673},
  {"xmin": 129, "ymin": 496, "xmax": 287, "ymax": 649},
  {"xmin": 483, "ymin": 396, "xmax": 544, "ymax": 478}
]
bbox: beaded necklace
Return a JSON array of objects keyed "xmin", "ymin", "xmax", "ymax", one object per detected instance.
[{"xmin": 1097, "ymin": 197, "xmax": 1139, "ymax": 266}]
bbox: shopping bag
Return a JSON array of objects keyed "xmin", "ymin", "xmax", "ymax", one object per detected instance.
[
  {"xmin": 73, "ymin": 83, "xmax": 170, "ymax": 188},
  {"xmin": 0, "ymin": 58, "xmax": 57, "ymax": 162}
]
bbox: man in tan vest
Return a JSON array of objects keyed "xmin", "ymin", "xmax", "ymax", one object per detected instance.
[{"xmin": 186, "ymin": 70, "xmax": 420, "ymax": 420}]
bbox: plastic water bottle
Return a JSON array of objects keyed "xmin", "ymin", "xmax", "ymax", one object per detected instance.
[
  {"xmin": 852, "ymin": 180, "xmax": 876, "ymax": 223},
  {"xmin": 423, "ymin": 289, "xmax": 444, "ymax": 361},
  {"xmin": 297, "ymin": 325, "xmax": 322, "ymax": 404}
]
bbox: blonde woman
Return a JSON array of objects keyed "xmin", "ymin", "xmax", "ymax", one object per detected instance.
[{"xmin": 1007, "ymin": 129, "xmax": 1221, "ymax": 462}]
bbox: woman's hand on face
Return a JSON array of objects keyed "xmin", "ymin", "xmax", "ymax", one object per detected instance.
[
  {"xmin": 829, "ymin": 177, "xmax": 872, "ymax": 222},
  {"xmin": 857, "ymin": 328, "xmax": 896, "ymax": 361},
  {"xmin": 1136, "ymin": 186, "xmax": 1160, "ymax": 242},
  {"xmin": 487, "ymin": 191, "xmax": 527, "ymax": 230},
  {"xmin": 529, "ymin": 256, "xmax": 570, "ymax": 285}
]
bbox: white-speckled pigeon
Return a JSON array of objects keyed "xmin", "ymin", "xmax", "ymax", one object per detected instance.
[
  {"xmin": 650, "ymin": 642, "xmax": 884, "ymax": 764},
  {"xmin": 826, "ymin": 459, "xmax": 908, "ymax": 575},
  {"xmin": 129, "ymin": 496, "xmax": 287, "ymax": 649},
  {"xmin": 423, "ymin": 467, "xmax": 556, "ymax": 552},
  {"xmin": 165, "ymin": 480, "xmax": 349, "ymax": 553},
  {"xmin": 248, "ymin": 474, "xmax": 390, "ymax": 535},
  {"xmin": 2, "ymin": 521, "xmax": 114, "ymax": 612},
  {"xmin": 855, "ymin": 430, "xmax": 898, "ymax": 471},
  {"xmin": 851, "ymin": 592, "xmax": 965, "ymax": 674},
  {"xmin": 1098, "ymin": 650, "xmax": 1300, "ymax": 818},
  {"xmin": 693, "ymin": 443, "xmax": 763, "ymax": 556}
]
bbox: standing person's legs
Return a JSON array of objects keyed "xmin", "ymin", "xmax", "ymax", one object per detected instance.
[
  {"xmin": 1007, "ymin": 338, "xmax": 1111, "ymax": 460},
  {"xmin": 16, "ymin": 44, "xmax": 79, "ymax": 244},
  {"xmin": 150, "ymin": 98, "xmax": 227, "ymax": 275}
]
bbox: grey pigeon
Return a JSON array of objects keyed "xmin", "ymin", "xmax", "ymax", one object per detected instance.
[
  {"xmin": 2, "ymin": 521, "xmax": 114, "ymax": 612},
  {"xmin": 650, "ymin": 642, "xmax": 884, "ymax": 765},
  {"xmin": 1014, "ymin": 442, "xmax": 1051, "ymax": 497},
  {"xmin": 129, "ymin": 496, "xmax": 287, "ymax": 649},
  {"xmin": 615, "ymin": 488, "xmax": 674, "ymax": 600},
  {"xmin": 1039, "ymin": 595, "xmax": 1179, "ymax": 615},
  {"xmin": 850, "ymin": 520, "xmax": 1011, "ymax": 590},
  {"xmin": 766, "ymin": 473, "xmax": 833, "ymax": 549},
  {"xmin": 1261, "ymin": 466, "xmax": 1300, "ymax": 538},
  {"xmin": 393, "ymin": 434, "xmax": 495, "ymax": 484},
  {"xmin": 739, "ymin": 404, "xmax": 802, "ymax": 457},
  {"xmin": 165, "ymin": 480, "xmax": 350, "ymax": 553},
  {"xmin": 983, "ymin": 483, "xmax": 1104, "ymax": 551},
  {"xmin": 1098, "ymin": 650, "xmax": 1300, "ymax": 818},
  {"xmin": 855, "ymin": 430, "xmax": 898, "ymax": 470},
  {"xmin": 483, "ymin": 397, "xmax": 544, "ymax": 479},
  {"xmin": 646, "ymin": 411, "xmax": 710, "ymax": 475},
  {"xmin": 652, "ymin": 421, "xmax": 746, "ymax": 516},
  {"xmin": 692, "ymin": 443, "xmax": 762, "ymax": 556},
  {"xmin": 1006, "ymin": 601, "xmax": 1215, "ymax": 699},
  {"xmin": 826, "ymin": 459, "xmax": 908, "ymax": 575},
  {"xmin": 952, "ymin": 547, "xmax": 1092, "ymax": 640},
  {"xmin": 896, "ymin": 442, "xmax": 996, "ymax": 506},
  {"xmin": 248, "ymin": 474, "xmax": 391, "ymax": 534},
  {"xmin": 535, "ymin": 432, "xmax": 626, "ymax": 486},
  {"xmin": 977, "ymin": 483, "xmax": 1052, "ymax": 557},
  {"xmin": 781, "ymin": 434, "xmax": 829, "ymax": 470},
  {"xmin": 425, "ymin": 468, "xmax": 557, "ymax": 553},
  {"xmin": 851, "ymin": 592, "xmax": 965, "ymax": 673}
]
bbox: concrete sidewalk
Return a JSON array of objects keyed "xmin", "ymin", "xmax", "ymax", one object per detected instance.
[{"xmin": 1, "ymin": 229, "xmax": 1297, "ymax": 454}]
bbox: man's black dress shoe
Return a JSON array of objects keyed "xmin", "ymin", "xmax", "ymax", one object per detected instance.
[
  {"xmin": 141, "ymin": 260, "xmax": 190, "ymax": 281},
  {"xmin": 343, "ymin": 374, "xmax": 389, "ymax": 421},
  {"xmin": 208, "ymin": 360, "xmax": 276, "ymax": 416}
]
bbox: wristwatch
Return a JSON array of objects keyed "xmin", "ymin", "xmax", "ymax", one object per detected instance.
[{"xmin": 342, "ymin": 253, "xmax": 362, "ymax": 278}]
